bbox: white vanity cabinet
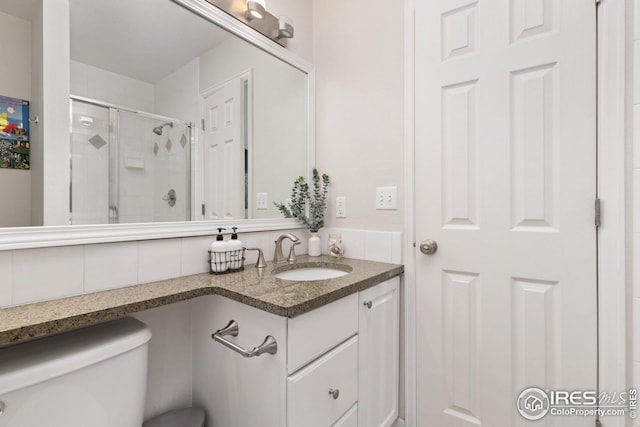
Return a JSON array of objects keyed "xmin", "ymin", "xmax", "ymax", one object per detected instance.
[
  {"xmin": 358, "ymin": 278, "xmax": 400, "ymax": 427},
  {"xmin": 192, "ymin": 276, "xmax": 400, "ymax": 427}
]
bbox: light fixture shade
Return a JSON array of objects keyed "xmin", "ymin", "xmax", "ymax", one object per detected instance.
[
  {"xmin": 276, "ymin": 15, "xmax": 294, "ymax": 39},
  {"xmin": 246, "ymin": 0, "xmax": 266, "ymax": 20}
]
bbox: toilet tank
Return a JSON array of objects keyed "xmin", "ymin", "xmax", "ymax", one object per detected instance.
[{"xmin": 0, "ymin": 317, "xmax": 152, "ymax": 427}]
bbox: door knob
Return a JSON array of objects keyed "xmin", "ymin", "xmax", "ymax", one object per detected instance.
[{"xmin": 419, "ymin": 239, "xmax": 438, "ymax": 255}]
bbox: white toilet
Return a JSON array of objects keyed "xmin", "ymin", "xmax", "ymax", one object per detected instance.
[{"xmin": 0, "ymin": 317, "xmax": 204, "ymax": 427}]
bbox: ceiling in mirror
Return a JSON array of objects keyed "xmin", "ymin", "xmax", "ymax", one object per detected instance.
[
  {"xmin": 0, "ymin": 0, "xmax": 308, "ymax": 229},
  {"xmin": 0, "ymin": 0, "xmax": 37, "ymax": 22},
  {"xmin": 69, "ymin": 0, "xmax": 230, "ymax": 83}
]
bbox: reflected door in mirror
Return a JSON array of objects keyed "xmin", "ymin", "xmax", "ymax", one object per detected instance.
[{"xmin": 203, "ymin": 75, "xmax": 248, "ymax": 220}]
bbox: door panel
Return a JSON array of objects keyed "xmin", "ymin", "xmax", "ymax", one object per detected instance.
[
  {"xmin": 414, "ymin": 0, "xmax": 596, "ymax": 425},
  {"xmin": 203, "ymin": 79, "xmax": 244, "ymax": 220}
]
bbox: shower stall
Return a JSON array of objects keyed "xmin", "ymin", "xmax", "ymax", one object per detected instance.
[{"xmin": 69, "ymin": 97, "xmax": 191, "ymax": 225}]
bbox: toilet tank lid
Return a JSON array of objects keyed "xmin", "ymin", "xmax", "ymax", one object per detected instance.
[{"xmin": 0, "ymin": 317, "xmax": 152, "ymax": 395}]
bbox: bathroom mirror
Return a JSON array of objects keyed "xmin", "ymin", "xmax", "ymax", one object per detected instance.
[{"xmin": 0, "ymin": 0, "xmax": 312, "ymax": 247}]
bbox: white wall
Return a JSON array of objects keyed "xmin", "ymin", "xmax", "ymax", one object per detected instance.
[
  {"xmin": 260, "ymin": 0, "xmax": 313, "ymax": 63},
  {"xmin": 70, "ymin": 61, "xmax": 154, "ymax": 112},
  {"xmin": 0, "ymin": 10, "xmax": 32, "ymax": 227},
  {"xmin": 154, "ymin": 59, "xmax": 200, "ymax": 123},
  {"xmin": 313, "ymin": 0, "xmax": 404, "ymax": 232}
]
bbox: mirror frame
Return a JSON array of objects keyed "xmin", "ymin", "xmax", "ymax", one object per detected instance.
[{"xmin": 0, "ymin": 0, "xmax": 314, "ymax": 250}]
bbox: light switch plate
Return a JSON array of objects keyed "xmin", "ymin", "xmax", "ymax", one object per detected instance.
[
  {"xmin": 336, "ymin": 196, "xmax": 346, "ymax": 218},
  {"xmin": 256, "ymin": 192, "xmax": 268, "ymax": 210},
  {"xmin": 375, "ymin": 186, "xmax": 397, "ymax": 210}
]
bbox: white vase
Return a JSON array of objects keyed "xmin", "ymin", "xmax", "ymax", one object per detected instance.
[{"xmin": 308, "ymin": 232, "xmax": 321, "ymax": 257}]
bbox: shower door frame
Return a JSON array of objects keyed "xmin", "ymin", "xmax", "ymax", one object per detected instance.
[{"xmin": 70, "ymin": 95, "xmax": 193, "ymax": 225}]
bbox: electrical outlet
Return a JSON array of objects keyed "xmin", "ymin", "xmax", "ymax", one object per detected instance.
[
  {"xmin": 336, "ymin": 196, "xmax": 347, "ymax": 218},
  {"xmin": 375, "ymin": 186, "xmax": 397, "ymax": 210},
  {"xmin": 256, "ymin": 192, "xmax": 268, "ymax": 210}
]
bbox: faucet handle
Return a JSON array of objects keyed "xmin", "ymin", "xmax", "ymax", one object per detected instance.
[
  {"xmin": 287, "ymin": 241, "xmax": 301, "ymax": 263},
  {"xmin": 246, "ymin": 248, "xmax": 267, "ymax": 268}
]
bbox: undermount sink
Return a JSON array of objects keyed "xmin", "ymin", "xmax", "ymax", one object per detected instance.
[{"xmin": 272, "ymin": 263, "xmax": 352, "ymax": 281}]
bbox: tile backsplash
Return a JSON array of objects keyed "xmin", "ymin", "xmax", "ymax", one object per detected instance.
[
  {"xmin": 320, "ymin": 228, "xmax": 403, "ymax": 264},
  {"xmin": 0, "ymin": 251, "xmax": 12, "ymax": 307},
  {"xmin": 84, "ymin": 242, "xmax": 138, "ymax": 293},
  {"xmin": 12, "ymin": 246, "xmax": 84, "ymax": 305},
  {"xmin": 1, "ymin": 228, "xmax": 402, "ymax": 308}
]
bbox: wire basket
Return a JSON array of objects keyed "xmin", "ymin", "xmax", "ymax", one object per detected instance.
[{"xmin": 208, "ymin": 248, "xmax": 246, "ymax": 274}]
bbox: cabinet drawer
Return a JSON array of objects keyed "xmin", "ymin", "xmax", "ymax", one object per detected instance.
[
  {"xmin": 287, "ymin": 336, "xmax": 358, "ymax": 427},
  {"xmin": 333, "ymin": 404, "xmax": 358, "ymax": 427},
  {"xmin": 287, "ymin": 293, "xmax": 358, "ymax": 373}
]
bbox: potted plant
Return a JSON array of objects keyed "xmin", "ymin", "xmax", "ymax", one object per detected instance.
[{"xmin": 274, "ymin": 168, "xmax": 330, "ymax": 256}]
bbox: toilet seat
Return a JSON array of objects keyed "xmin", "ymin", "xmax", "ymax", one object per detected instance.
[{"xmin": 142, "ymin": 407, "xmax": 205, "ymax": 427}]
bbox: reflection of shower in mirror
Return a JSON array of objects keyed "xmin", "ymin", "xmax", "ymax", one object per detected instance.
[
  {"xmin": 152, "ymin": 122, "xmax": 174, "ymax": 136},
  {"xmin": 70, "ymin": 98, "xmax": 191, "ymax": 225}
]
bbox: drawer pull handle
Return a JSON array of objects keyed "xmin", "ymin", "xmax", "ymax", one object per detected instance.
[
  {"xmin": 363, "ymin": 301, "xmax": 373, "ymax": 309},
  {"xmin": 212, "ymin": 320, "xmax": 278, "ymax": 358},
  {"xmin": 329, "ymin": 389, "xmax": 340, "ymax": 400}
]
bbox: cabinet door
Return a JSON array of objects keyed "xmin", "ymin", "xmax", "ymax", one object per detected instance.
[
  {"xmin": 288, "ymin": 336, "xmax": 358, "ymax": 427},
  {"xmin": 333, "ymin": 404, "xmax": 358, "ymax": 427},
  {"xmin": 358, "ymin": 277, "xmax": 400, "ymax": 427},
  {"xmin": 288, "ymin": 293, "xmax": 358, "ymax": 374}
]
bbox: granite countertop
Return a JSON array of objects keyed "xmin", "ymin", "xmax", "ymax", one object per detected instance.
[{"xmin": 0, "ymin": 256, "xmax": 403, "ymax": 347}]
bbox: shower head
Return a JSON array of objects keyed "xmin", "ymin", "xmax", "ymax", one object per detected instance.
[{"xmin": 152, "ymin": 122, "xmax": 174, "ymax": 136}]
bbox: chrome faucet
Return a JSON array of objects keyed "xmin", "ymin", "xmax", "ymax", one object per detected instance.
[{"xmin": 273, "ymin": 233, "xmax": 300, "ymax": 264}]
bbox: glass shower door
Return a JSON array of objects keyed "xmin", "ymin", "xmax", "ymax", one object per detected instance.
[
  {"xmin": 70, "ymin": 99, "xmax": 110, "ymax": 225},
  {"xmin": 70, "ymin": 98, "xmax": 191, "ymax": 224}
]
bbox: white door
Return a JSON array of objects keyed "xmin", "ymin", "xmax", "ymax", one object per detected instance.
[
  {"xmin": 202, "ymin": 78, "xmax": 245, "ymax": 220},
  {"xmin": 414, "ymin": 1, "xmax": 597, "ymax": 426}
]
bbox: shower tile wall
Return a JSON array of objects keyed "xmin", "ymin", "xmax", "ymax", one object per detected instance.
[
  {"xmin": 148, "ymin": 121, "xmax": 190, "ymax": 223},
  {"xmin": 117, "ymin": 112, "xmax": 157, "ymax": 223}
]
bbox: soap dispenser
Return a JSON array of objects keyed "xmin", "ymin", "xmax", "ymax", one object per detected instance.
[
  {"xmin": 210, "ymin": 228, "xmax": 229, "ymax": 273},
  {"xmin": 227, "ymin": 227, "xmax": 243, "ymax": 270}
]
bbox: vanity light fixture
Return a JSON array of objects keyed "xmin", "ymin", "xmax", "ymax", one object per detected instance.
[
  {"xmin": 245, "ymin": 0, "xmax": 266, "ymax": 20},
  {"xmin": 207, "ymin": 0, "xmax": 292, "ymax": 46},
  {"xmin": 276, "ymin": 15, "xmax": 294, "ymax": 39}
]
